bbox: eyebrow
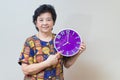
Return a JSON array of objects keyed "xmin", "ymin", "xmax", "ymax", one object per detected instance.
[{"xmin": 38, "ymin": 17, "xmax": 52, "ymax": 19}]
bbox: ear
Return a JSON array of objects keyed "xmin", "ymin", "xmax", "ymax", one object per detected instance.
[
  {"xmin": 34, "ymin": 20, "xmax": 37, "ymax": 25},
  {"xmin": 51, "ymin": 28, "xmax": 53, "ymax": 30}
]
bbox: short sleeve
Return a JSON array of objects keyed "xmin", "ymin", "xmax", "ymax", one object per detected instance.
[{"xmin": 18, "ymin": 39, "xmax": 31, "ymax": 65}]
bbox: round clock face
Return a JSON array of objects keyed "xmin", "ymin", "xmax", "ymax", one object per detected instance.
[{"xmin": 54, "ymin": 29, "xmax": 81, "ymax": 57}]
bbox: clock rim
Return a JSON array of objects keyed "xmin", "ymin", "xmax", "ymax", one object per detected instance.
[{"xmin": 54, "ymin": 28, "xmax": 82, "ymax": 57}]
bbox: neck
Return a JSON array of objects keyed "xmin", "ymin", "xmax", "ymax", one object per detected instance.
[{"xmin": 37, "ymin": 32, "xmax": 53, "ymax": 42}]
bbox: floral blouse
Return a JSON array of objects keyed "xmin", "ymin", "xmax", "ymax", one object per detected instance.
[{"xmin": 18, "ymin": 34, "xmax": 64, "ymax": 80}]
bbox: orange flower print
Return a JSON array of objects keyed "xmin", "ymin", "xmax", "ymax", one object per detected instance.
[
  {"xmin": 28, "ymin": 57, "xmax": 34, "ymax": 64},
  {"xmin": 56, "ymin": 67, "xmax": 60, "ymax": 76},
  {"xmin": 42, "ymin": 47, "xmax": 50, "ymax": 55},
  {"xmin": 24, "ymin": 46, "xmax": 30, "ymax": 55},
  {"xmin": 52, "ymin": 77, "xmax": 56, "ymax": 80},
  {"xmin": 37, "ymin": 71, "xmax": 44, "ymax": 79},
  {"xmin": 29, "ymin": 40, "xmax": 35, "ymax": 48},
  {"xmin": 36, "ymin": 54, "xmax": 44, "ymax": 63},
  {"xmin": 35, "ymin": 40, "xmax": 41, "ymax": 47}
]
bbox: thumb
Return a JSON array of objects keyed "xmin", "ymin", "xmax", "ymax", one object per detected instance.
[{"xmin": 55, "ymin": 52, "xmax": 61, "ymax": 58}]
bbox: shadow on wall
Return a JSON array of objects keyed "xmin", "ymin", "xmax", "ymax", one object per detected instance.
[
  {"xmin": 64, "ymin": 60, "xmax": 110, "ymax": 80},
  {"xmin": 64, "ymin": 14, "xmax": 110, "ymax": 80}
]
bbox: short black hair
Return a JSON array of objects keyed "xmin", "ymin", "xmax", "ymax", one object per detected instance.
[{"xmin": 33, "ymin": 4, "xmax": 57, "ymax": 31}]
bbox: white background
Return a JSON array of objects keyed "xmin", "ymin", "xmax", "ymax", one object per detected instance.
[{"xmin": 0, "ymin": 0, "xmax": 120, "ymax": 80}]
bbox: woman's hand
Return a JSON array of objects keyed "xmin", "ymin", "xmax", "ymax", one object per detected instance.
[
  {"xmin": 78, "ymin": 42, "xmax": 86, "ymax": 54},
  {"xmin": 46, "ymin": 52, "xmax": 61, "ymax": 66}
]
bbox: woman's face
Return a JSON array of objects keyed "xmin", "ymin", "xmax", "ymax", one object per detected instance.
[{"xmin": 35, "ymin": 12, "xmax": 54, "ymax": 33}]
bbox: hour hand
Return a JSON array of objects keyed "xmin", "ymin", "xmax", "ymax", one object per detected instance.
[{"xmin": 62, "ymin": 42, "xmax": 69, "ymax": 46}]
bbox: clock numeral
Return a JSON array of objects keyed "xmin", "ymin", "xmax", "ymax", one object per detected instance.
[
  {"xmin": 57, "ymin": 46, "xmax": 60, "ymax": 50},
  {"xmin": 75, "ymin": 36, "xmax": 80, "ymax": 39},
  {"xmin": 57, "ymin": 35, "xmax": 61, "ymax": 39},
  {"xmin": 75, "ymin": 47, "xmax": 79, "ymax": 49},
  {"xmin": 76, "ymin": 42, "xmax": 80, "ymax": 44},
  {"xmin": 55, "ymin": 41, "xmax": 59, "ymax": 44},
  {"xmin": 60, "ymin": 31, "xmax": 65, "ymax": 35},
  {"xmin": 71, "ymin": 50, "xmax": 75, "ymax": 53},
  {"xmin": 66, "ymin": 51, "xmax": 69, "ymax": 55},
  {"xmin": 72, "ymin": 32, "xmax": 75, "ymax": 35},
  {"xmin": 66, "ymin": 30, "xmax": 70, "ymax": 35}
]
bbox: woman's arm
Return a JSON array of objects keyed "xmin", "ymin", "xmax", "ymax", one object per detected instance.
[
  {"xmin": 64, "ymin": 42, "xmax": 86, "ymax": 68},
  {"xmin": 21, "ymin": 52, "xmax": 61, "ymax": 75},
  {"xmin": 22, "ymin": 60, "xmax": 49, "ymax": 75}
]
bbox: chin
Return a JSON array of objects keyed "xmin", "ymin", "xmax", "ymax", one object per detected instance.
[{"xmin": 42, "ymin": 30, "xmax": 51, "ymax": 33}]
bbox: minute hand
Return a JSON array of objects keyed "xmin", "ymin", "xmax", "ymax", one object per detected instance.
[{"xmin": 67, "ymin": 31, "xmax": 69, "ymax": 42}]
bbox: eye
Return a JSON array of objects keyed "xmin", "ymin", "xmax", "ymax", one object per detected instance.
[
  {"xmin": 47, "ymin": 19, "xmax": 52, "ymax": 21},
  {"xmin": 39, "ymin": 19, "xmax": 43, "ymax": 21},
  {"xmin": 46, "ymin": 18, "xmax": 52, "ymax": 21}
]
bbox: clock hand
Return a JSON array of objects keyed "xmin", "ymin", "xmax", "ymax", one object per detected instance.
[
  {"xmin": 67, "ymin": 31, "xmax": 69, "ymax": 42},
  {"xmin": 62, "ymin": 42, "xmax": 69, "ymax": 46}
]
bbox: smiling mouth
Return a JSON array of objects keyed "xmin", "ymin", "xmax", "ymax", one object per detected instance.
[
  {"xmin": 42, "ymin": 27, "xmax": 49, "ymax": 29},
  {"xmin": 42, "ymin": 26, "xmax": 49, "ymax": 28}
]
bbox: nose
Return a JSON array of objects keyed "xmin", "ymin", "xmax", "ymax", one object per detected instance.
[{"xmin": 43, "ymin": 20, "xmax": 47, "ymax": 25}]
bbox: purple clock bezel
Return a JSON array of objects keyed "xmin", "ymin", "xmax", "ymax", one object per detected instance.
[{"xmin": 54, "ymin": 28, "xmax": 82, "ymax": 57}]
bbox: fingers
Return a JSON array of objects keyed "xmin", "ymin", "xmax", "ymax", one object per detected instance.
[
  {"xmin": 81, "ymin": 42, "xmax": 86, "ymax": 49},
  {"xmin": 79, "ymin": 41, "xmax": 86, "ymax": 52}
]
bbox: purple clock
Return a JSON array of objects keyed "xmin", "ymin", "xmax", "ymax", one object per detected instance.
[{"xmin": 54, "ymin": 29, "xmax": 81, "ymax": 57}]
